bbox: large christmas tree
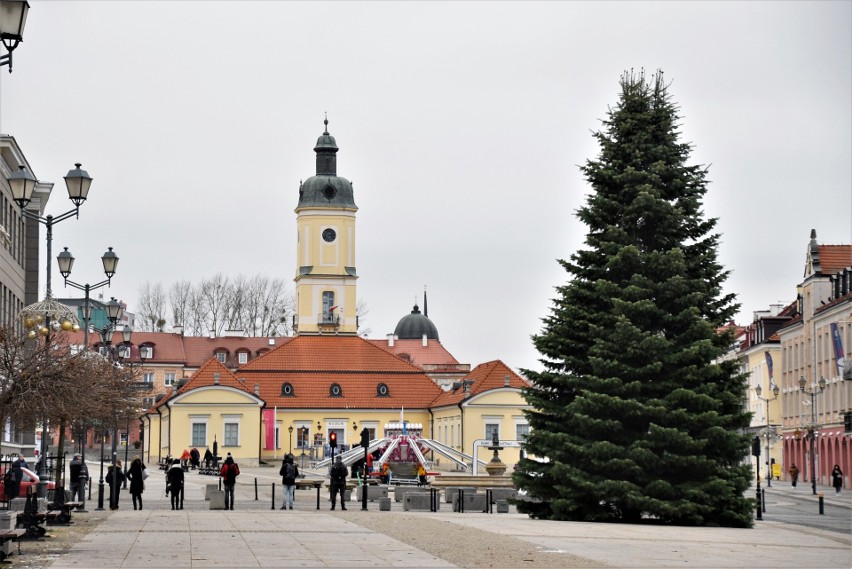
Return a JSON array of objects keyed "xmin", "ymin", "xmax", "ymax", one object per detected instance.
[{"xmin": 515, "ymin": 70, "xmax": 753, "ymax": 527}]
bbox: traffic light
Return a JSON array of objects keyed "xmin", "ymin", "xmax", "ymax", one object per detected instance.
[
  {"xmin": 329, "ymin": 432, "xmax": 337, "ymax": 449},
  {"xmin": 751, "ymin": 436, "xmax": 761, "ymax": 457}
]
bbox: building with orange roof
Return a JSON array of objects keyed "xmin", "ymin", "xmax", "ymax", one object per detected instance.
[
  {"xmin": 140, "ymin": 122, "xmax": 533, "ymax": 469},
  {"xmin": 777, "ymin": 229, "xmax": 851, "ymax": 492}
]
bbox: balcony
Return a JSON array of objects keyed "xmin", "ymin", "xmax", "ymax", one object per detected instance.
[
  {"xmin": 317, "ymin": 313, "xmax": 340, "ymax": 328},
  {"xmin": 134, "ymin": 381, "xmax": 154, "ymax": 391}
]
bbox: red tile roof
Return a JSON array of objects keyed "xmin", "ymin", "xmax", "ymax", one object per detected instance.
[
  {"xmin": 369, "ymin": 338, "xmax": 460, "ymax": 367},
  {"xmin": 181, "ymin": 336, "xmax": 291, "ymax": 368},
  {"xmin": 176, "ymin": 358, "xmax": 257, "ymax": 397},
  {"xmin": 431, "ymin": 360, "xmax": 530, "ymax": 407},
  {"xmin": 817, "ymin": 245, "xmax": 852, "ymax": 275},
  {"xmin": 236, "ymin": 335, "xmax": 443, "ymax": 409}
]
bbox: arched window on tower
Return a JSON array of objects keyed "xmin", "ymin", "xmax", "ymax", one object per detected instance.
[{"xmin": 321, "ymin": 291, "xmax": 336, "ymax": 324}]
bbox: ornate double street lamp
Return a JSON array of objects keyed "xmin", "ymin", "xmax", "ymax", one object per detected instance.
[
  {"xmin": 0, "ymin": 0, "xmax": 29, "ymax": 72},
  {"xmin": 754, "ymin": 384, "xmax": 779, "ymax": 487},
  {"xmin": 799, "ymin": 375, "xmax": 826, "ymax": 496},
  {"xmin": 11, "ymin": 162, "xmax": 93, "ymax": 493},
  {"xmin": 89, "ymin": 299, "xmax": 124, "ymax": 511}
]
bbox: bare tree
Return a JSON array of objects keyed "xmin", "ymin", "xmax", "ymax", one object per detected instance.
[
  {"xmin": 186, "ymin": 284, "xmax": 207, "ymax": 336},
  {"xmin": 199, "ymin": 273, "xmax": 230, "ymax": 336},
  {"xmin": 169, "ymin": 280, "xmax": 192, "ymax": 330},
  {"xmin": 357, "ymin": 299, "xmax": 371, "ymax": 337},
  {"xmin": 137, "ymin": 281, "xmax": 167, "ymax": 332}
]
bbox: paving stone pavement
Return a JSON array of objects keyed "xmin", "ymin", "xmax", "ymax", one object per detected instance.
[{"xmin": 37, "ymin": 463, "xmax": 852, "ymax": 568}]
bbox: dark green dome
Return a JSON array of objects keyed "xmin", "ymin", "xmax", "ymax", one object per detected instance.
[
  {"xmin": 297, "ymin": 118, "xmax": 358, "ymax": 210},
  {"xmin": 394, "ymin": 304, "xmax": 439, "ymax": 341}
]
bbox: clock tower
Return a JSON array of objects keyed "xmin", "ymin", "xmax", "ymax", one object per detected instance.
[{"xmin": 293, "ymin": 119, "xmax": 358, "ymax": 335}]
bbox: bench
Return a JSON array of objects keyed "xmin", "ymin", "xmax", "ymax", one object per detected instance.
[
  {"xmin": 46, "ymin": 501, "xmax": 82, "ymax": 525},
  {"xmin": 0, "ymin": 528, "xmax": 24, "ymax": 561}
]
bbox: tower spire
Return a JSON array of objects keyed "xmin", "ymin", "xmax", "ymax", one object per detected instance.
[{"xmin": 423, "ymin": 285, "xmax": 428, "ymax": 318}]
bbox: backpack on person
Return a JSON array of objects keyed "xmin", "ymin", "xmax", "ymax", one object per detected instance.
[
  {"xmin": 284, "ymin": 462, "xmax": 296, "ymax": 480},
  {"xmin": 224, "ymin": 463, "xmax": 239, "ymax": 483}
]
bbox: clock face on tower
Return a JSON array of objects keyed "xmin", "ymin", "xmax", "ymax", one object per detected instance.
[{"xmin": 322, "ymin": 228, "xmax": 337, "ymax": 243}]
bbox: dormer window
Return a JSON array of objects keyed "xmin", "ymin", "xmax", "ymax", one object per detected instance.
[
  {"xmin": 215, "ymin": 352, "xmax": 226, "ymax": 364},
  {"xmin": 281, "ymin": 382, "xmax": 294, "ymax": 397},
  {"xmin": 237, "ymin": 352, "xmax": 248, "ymax": 365},
  {"xmin": 377, "ymin": 383, "xmax": 389, "ymax": 397},
  {"xmin": 330, "ymin": 383, "xmax": 342, "ymax": 397}
]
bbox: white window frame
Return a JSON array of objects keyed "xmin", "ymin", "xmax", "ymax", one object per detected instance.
[
  {"xmin": 190, "ymin": 416, "xmax": 209, "ymax": 447},
  {"xmin": 164, "ymin": 372, "xmax": 176, "ymax": 387},
  {"xmin": 238, "ymin": 352, "xmax": 248, "ymax": 365},
  {"xmin": 222, "ymin": 414, "xmax": 241, "ymax": 447},
  {"xmin": 143, "ymin": 372, "xmax": 154, "ymax": 385},
  {"xmin": 215, "ymin": 352, "xmax": 227, "ymax": 363}
]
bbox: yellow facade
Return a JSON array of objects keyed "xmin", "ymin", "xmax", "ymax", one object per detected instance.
[
  {"xmin": 294, "ymin": 209, "xmax": 358, "ymax": 334},
  {"xmin": 746, "ymin": 345, "xmax": 783, "ymax": 480},
  {"xmin": 432, "ymin": 388, "xmax": 530, "ymax": 469}
]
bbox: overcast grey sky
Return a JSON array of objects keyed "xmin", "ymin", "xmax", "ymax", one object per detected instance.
[{"xmin": 1, "ymin": 1, "xmax": 850, "ymax": 374}]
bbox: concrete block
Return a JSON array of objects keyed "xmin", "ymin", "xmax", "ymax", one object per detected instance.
[
  {"xmin": 378, "ymin": 497, "xmax": 391, "ymax": 511},
  {"xmin": 403, "ymin": 492, "xmax": 436, "ymax": 511},
  {"xmin": 356, "ymin": 485, "xmax": 388, "ymax": 502},
  {"xmin": 209, "ymin": 490, "xmax": 226, "ymax": 510},
  {"xmin": 444, "ymin": 486, "xmax": 477, "ymax": 503},
  {"xmin": 496, "ymin": 500, "xmax": 509, "ymax": 513},
  {"xmin": 452, "ymin": 493, "xmax": 486, "ymax": 512},
  {"xmin": 204, "ymin": 483, "xmax": 219, "ymax": 500},
  {"xmin": 0, "ymin": 511, "xmax": 17, "ymax": 559},
  {"xmin": 393, "ymin": 485, "xmax": 424, "ymax": 502},
  {"xmin": 486, "ymin": 488, "xmax": 518, "ymax": 502},
  {"xmin": 10, "ymin": 497, "xmax": 46, "ymax": 512}
]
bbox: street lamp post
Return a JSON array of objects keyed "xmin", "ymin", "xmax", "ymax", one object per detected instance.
[
  {"xmin": 10, "ymin": 162, "xmax": 93, "ymax": 491},
  {"xmin": 288, "ymin": 425, "xmax": 293, "ymax": 454},
  {"xmin": 96, "ymin": 429, "xmax": 106, "ymax": 510},
  {"xmin": 0, "ymin": 0, "xmax": 29, "ymax": 72},
  {"xmin": 754, "ymin": 384, "xmax": 779, "ymax": 487},
  {"xmin": 799, "ymin": 375, "xmax": 826, "ymax": 496}
]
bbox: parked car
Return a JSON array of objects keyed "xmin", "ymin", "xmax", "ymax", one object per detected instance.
[{"xmin": 1, "ymin": 466, "xmax": 56, "ymax": 498}]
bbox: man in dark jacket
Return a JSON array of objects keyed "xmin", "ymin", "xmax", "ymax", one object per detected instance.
[
  {"xmin": 329, "ymin": 456, "xmax": 347, "ymax": 510},
  {"xmin": 68, "ymin": 454, "xmax": 88, "ymax": 509},
  {"xmin": 279, "ymin": 454, "xmax": 299, "ymax": 510},
  {"xmin": 166, "ymin": 459, "xmax": 184, "ymax": 510},
  {"xmin": 220, "ymin": 454, "xmax": 239, "ymax": 510},
  {"xmin": 105, "ymin": 461, "xmax": 125, "ymax": 510}
]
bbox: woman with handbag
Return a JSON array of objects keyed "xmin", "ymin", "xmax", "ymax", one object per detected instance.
[{"xmin": 127, "ymin": 458, "xmax": 148, "ymax": 510}]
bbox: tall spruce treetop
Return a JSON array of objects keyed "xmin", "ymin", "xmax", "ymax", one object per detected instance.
[{"xmin": 515, "ymin": 70, "xmax": 753, "ymax": 527}]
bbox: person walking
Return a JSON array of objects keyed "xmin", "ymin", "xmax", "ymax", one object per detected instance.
[
  {"xmin": 167, "ymin": 459, "xmax": 184, "ymax": 510},
  {"xmin": 329, "ymin": 456, "xmax": 347, "ymax": 510},
  {"xmin": 789, "ymin": 463, "xmax": 799, "ymax": 487},
  {"xmin": 127, "ymin": 458, "xmax": 147, "ymax": 510},
  {"xmin": 203, "ymin": 448, "xmax": 213, "ymax": 469},
  {"xmin": 831, "ymin": 464, "xmax": 843, "ymax": 495},
  {"xmin": 4, "ymin": 459, "xmax": 22, "ymax": 499},
  {"xmin": 279, "ymin": 454, "xmax": 299, "ymax": 510},
  {"xmin": 105, "ymin": 460, "xmax": 125, "ymax": 510},
  {"xmin": 220, "ymin": 453, "xmax": 240, "ymax": 510},
  {"xmin": 68, "ymin": 454, "xmax": 88, "ymax": 510}
]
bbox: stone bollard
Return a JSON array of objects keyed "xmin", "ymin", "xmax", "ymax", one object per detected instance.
[
  {"xmin": 0, "ymin": 511, "xmax": 18, "ymax": 559},
  {"xmin": 209, "ymin": 490, "xmax": 226, "ymax": 510},
  {"xmin": 205, "ymin": 483, "xmax": 219, "ymax": 500},
  {"xmin": 496, "ymin": 500, "xmax": 509, "ymax": 513},
  {"xmin": 379, "ymin": 497, "xmax": 391, "ymax": 511}
]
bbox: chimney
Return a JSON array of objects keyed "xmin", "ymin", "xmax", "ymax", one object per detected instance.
[
  {"xmin": 213, "ymin": 373, "xmax": 220, "ymax": 385},
  {"xmin": 208, "ymin": 329, "xmax": 215, "ymax": 339},
  {"xmin": 254, "ymin": 384, "xmax": 260, "ymax": 396},
  {"xmin": 173, "ymin": 325, "xmax": 183, "ymax": 336},
  {"xmin": 268, "ymin": 337, "xmax": 276, "ymax": 346},
  {"xmin": 504, "ymin": 374, "xmax": 510, "ymax": 387},
  {"xmin": 422, "ymin": 333, "xmax": 428, "ymax": 347},
  {"xmin": 387, "ymin": 333, "xmax": 395, "ymax": 347}
]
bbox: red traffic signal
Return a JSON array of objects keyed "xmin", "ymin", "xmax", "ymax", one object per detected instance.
[{"xmin": 329, "ymin": 432, "xmax": 338, "ymax": 448}]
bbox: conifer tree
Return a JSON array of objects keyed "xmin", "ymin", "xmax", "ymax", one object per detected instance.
[{"xmin": 515, "ymin": 70, "xmax": 753, "ymax": 527}]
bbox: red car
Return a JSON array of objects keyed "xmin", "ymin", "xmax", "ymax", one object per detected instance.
[{"xmin": 1, "ymin": 466, "xmax": 56, "ymax": 498}]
